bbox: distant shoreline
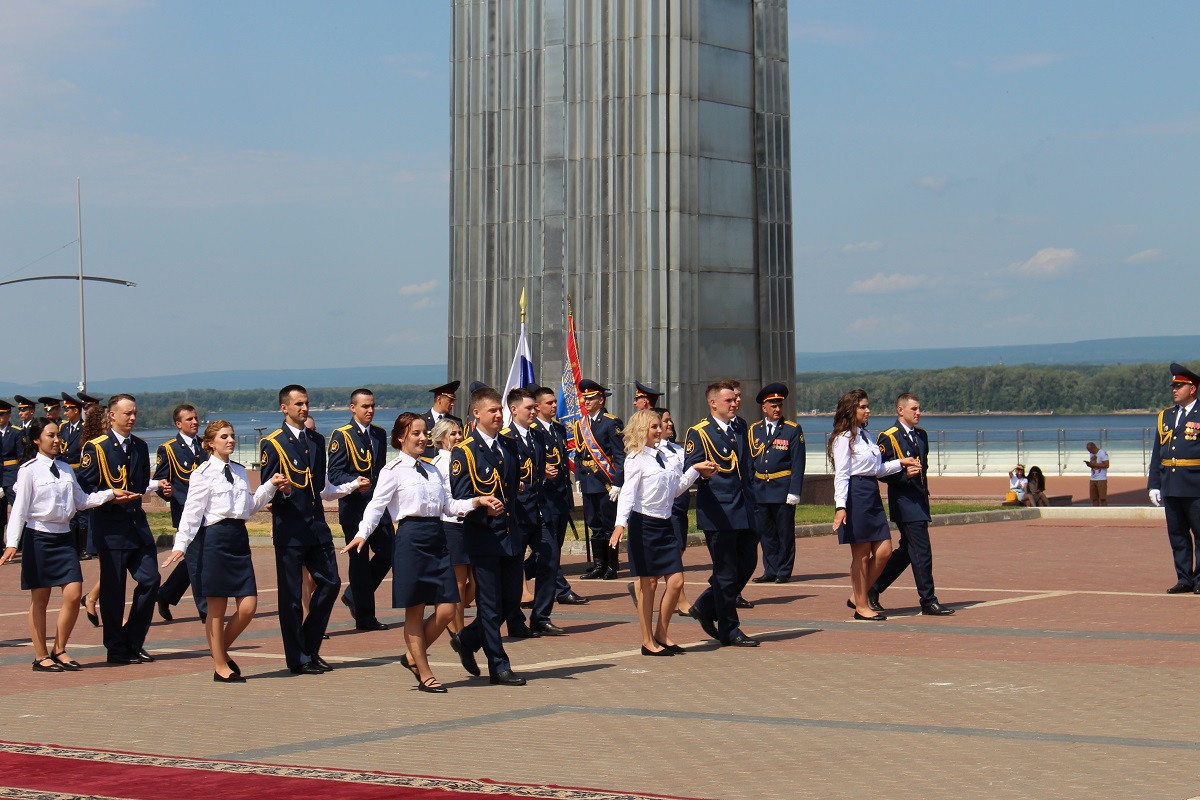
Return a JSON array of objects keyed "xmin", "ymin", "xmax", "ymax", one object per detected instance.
[{"xmin": 794, "ymin": 409, "xmax": 1155, "ymax": 418}]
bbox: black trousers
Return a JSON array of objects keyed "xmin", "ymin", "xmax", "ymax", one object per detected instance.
[
  {"xmin": 527, "ymin": 517, "xmax": 562, "ymax": 626},
  {"xmin": 460, "ymin": 553, "xmax": 523, "ymax": 677},
  {"xmin": 756, "ymin": 502, "xmax": 797, "ymax": 578},
  {"xmin": 96, "ymin": 543, "xmax": 160, "ymax": 658},
  {"xmin": 695, "ymin": 528, "xmax": 759, "ymax": 643},
  {"xmin": 873, "ymin": 518, "xmax": 938, "ymax": 606},
  {"xmin": 158, "ymin": 531, "xmax": 209, "ymax": 617},
  {"xmin": 341, "ymin": 521, "xmax": 394, "ymax": 625},
  {"xmin": 1164, "ymin": 496, "xmax": 1200, "ymax": 586},
  {"xmin": 582, "ymin": 492, "xmax": 615, "ymax": 561},
  {"xmin": 545, "ymin": 513, "xmax": 573, "ymax": 597},
  {"xmin": 274, "ymin": 543, "xmax": 340, "ymax": 670}
]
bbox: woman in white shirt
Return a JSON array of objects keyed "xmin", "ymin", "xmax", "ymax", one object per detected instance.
[
  {"xmin": 0, "ymin": 418, "xmax": 136, "ymax": 672},
  {"xmin": 828, "ymin": 390, "xmax": 919, "ymax": 621},
  {"xmin": 610, "ymin": 410, "xmax": 716, "ymax": 655},
  {"xmin": 655, "ymin": 408, "xmax": 696, "ymax": 618},
  {"xmin": 343, "ymin": 412, "xmax": 502, "ymax": 693},
  {"xmin": 161, "ymin": 421, "xmax": 290, "ymax": 683},
  {"xmin": 428, "ymin": 417, "xmax": 473, "ymax": 645}
]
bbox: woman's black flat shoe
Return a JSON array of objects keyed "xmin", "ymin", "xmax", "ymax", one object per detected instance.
[
  {"xmin": 418, "ymin": 676, "xmax": 448, "ymax": 693},
  {"xmin": 83, "ymin": 598, "xmax": 100, "ymax": 628},
  {"xmin": 655, "ymin": 639, "xmax": 685, "ymax": 654},
  {"xmin": 640, "ymin": 645, "xmax": 673, "ymax": 657},
  {"xmin": 400, "ymin": 653, "xmax": 421, "ymax": 683},
  {"xmin": 213, "ymin": 671, "xmax": 246, "ymax": 683},
  {"xmin": 846, "ymin": 599, "xmax": 856, "ymax": 610},
  {"xmin": 50, "ymin": 651, "xmax": 82, "ymax": 671},
  {"xmin": 33, "ymin": 658, "xmax": 64, "ymax": 673},
  {"xmin": 226, "ymin": 658, "xmax": 241, "ymax": 675},
  {"xmin": 853, "ymin": 611, "xmax": 887, "ymax": 621}
]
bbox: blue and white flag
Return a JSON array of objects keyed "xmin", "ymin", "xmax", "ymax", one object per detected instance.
[{"xmin": 501, "ymin": 322, "xmax": 536, "ymax": 425}]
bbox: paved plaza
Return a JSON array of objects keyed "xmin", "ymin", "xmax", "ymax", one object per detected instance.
[{"xmin": 1, "ymin": 514, "xmax": 1197, "ymax": 800}]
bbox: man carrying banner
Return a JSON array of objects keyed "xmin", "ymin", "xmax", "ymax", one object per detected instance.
[{"xmin": 574, "ymin": 379, "xmax": 625, "ymax": 579}]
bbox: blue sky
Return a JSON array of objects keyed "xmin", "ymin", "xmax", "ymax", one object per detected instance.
[{"xmin": 1, "ymin": 1, "xmax": 1196, "ymax": 384}]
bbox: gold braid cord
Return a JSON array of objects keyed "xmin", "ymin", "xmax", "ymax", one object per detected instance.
[
  {"xmin": 88, "ymin": 441, "xmax": 127, "ymax": 490},
  {"xmin": 335, "ymin": 426, "xmax": 373, "ymax": 472},
  {"xmin": 455, "ymin": 441, "xmax": 505, "ymax": 503},
  {"xmin": 1159, "ymin": 409, "xmax": 1174, "ymax": 446},
  {"xmin": 161, "ymin": 443, "xmax": 198, "ymax": 482},
  {"xmin": 693, "ymin": 425, "xmax": 739, "ymax": 474},
  {"xmin": 262, "ymin": 434, "xmax": 312, "ymax": 490}
]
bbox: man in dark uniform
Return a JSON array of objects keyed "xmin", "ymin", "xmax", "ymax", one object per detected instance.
[
  {"xmin": 14, "ymin": 396, "xmax": 35, "ymax": 446},
  {"xmin": 39, "ymin": 396, "xmax": 62, "ymax": 424},
  {"xmin": 329, "ymin": 388, "xmax": 393, "ymax": 631},
  {"xmin": 79, "ymin": 392, "xmax": 101, "ymax": 420},
  {"xmin": 153, "ymin": 404, "xmax": 208, "ymax": 623},
  {"xmin": 749, "ymin": 382, "xmax": 805, "ymax": 584},
  {"xmin": 501, "ymin": 387, "xmax": 561, "ymax": 636},
  {"xmin": 76, "ymin": 394, "xmax": 160, "ymax": 664},
  {"xmin": 59, "ymin": 394, "xmax": 85, "ymax": 466},
  {"xmin": 450, "ymin": 386, "xmax": 527, "ymax": 685},
  {"xmin": 685, "ymin": 380, "xmax": 760, "ymax": 647},
  {"xmin": 422, "ymin": 381, "xmax": 463, "ymax": 458},
  {"xmin": 1149, "ymin": 363, "xmax": 1200, "ymax": 594},
  {"xmin": 633, "ymin": 381, "xmax": 662, "ymax": 413},
  {"xmin": 869, "ymin": 392, "xmax": 955, "ymax": 615},
  {"xmin": 573, "ymin": 379, "xmax": 625, "ymax": 579},
  {"xmin": 260, "ymin": 384, "xmax": 366, "ymax": 674},
  {"xmin": 531, "ymin": 386, "xmax": 588, "ymax": 606},
  {"xmin": 0, "ymin": 400, "xmax": 17, "ymax": 538}
]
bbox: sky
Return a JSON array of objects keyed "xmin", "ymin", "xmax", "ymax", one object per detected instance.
[{"xmin": 0, "ymin": 1, "xmax": 1196, "ymax": 385}]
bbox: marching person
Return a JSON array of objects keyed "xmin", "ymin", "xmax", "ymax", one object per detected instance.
[
  {"xmin": 154, "ymin": 404, "xmax": 208, "ymax": 623},
  {"xmin": 829, "ymin": 389, "xmax": 919, "ymax": 621},
  {"xmin": 260, "ymin": 385, "xmax": 367, "ymax": 675},
  {"xmin": 1149, "ymin": 363, "xmax": 1200, "ymax": 594},
  {"xmin": 14, "ymin": 396, "xmax": 36, "ymax": 443},
  {"xmin": 161, "ymin": 421, "xmax": 290, "ymax": 682},
  {"xmin": 656, "ymin": 409, "xmax": 694, "ymax": 616},
  {"xmin": 329, "ymin": 389, "xmax": 393, "ymax": 632},
  {"xmin": 611, "ymin": 410, "xmax": 715, "ymax": 655},
  {"xmin": 58, "ymin": 394, "xmax": 85, "ymax": 468},
  {"xmin": 75, "ymin": 394, "xmax": 161, "ymax": 664},
  {"xmin": 749, "ymin": 383, "xmax": 805, "ymax": 584},
  {"xmin": 530, "ymin": 386, "xmax": 588, "ymax": 607},
  {"xmin": 574, "ymin": 379, "xmax": 625, "ymax": 579},
  {"xmin": 0, "ymin": 400, "xmax": 20, "ymax": 532},
  {"xmin": 685, "ymin": 381, "xmax": 761, "ymax": 647},
  {"xmin": 343, "ymin": 412, "xmax": 500, "ymax": 693},
  {"xmin": 429, "ymin": 418, "xmax": 474, "ymax": 642},
  {"xmin": 0, "ymin": 418, "xmax": 137, "ymax": 671},
  {"xmin": 78, "ymin": 404, "xmax": 108, "ymax": 624},
  {"xmin": 869, "ymin": 393, "xmax": 954, "ymax": 616},
  {"xmin": 422, "ymin": 381, "xmax": 463, "ymax": 458}
]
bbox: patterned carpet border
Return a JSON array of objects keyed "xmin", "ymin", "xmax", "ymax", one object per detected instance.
[{"xmin": 0, "ymin": 741, "xmax": 696, "ymax": 800}]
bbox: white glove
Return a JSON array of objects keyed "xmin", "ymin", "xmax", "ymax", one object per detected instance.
[
  {"xmin": 607, "ymin": 485, "xmax": 621, "ymax": 503},
  {"xmin": 785, "ymin": 494, "xmax": 801, "ymax": 506},
  {"xmin": 1149, "ymin": 489, "xmax": 1162, "ymax": 507}
]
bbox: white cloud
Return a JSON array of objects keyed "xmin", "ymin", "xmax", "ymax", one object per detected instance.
[
  {"xmin": 789, "ymin": 22, "xmax": 873, "ymax": 46},
  {"xmin": 992, "ymin": 52, "xmax": 1068, "ymax": 73},
  {"xmin": 915, "ymin": 176, "xmax": 948, "ymax": 193},
  {"xmin": 399, "ymin": 280, "xmax": 439, "ymax": 296},
  {"xmin": 849, "ymin": 273, "xmax": 927, "ymax": 294},
  {"xmin": 841, "ymin": 241, "xmax": 882, "ymax": 254},
  {"xmin": 1125, "ymin": 248, "xmax": 1163, "ymax": 264},
  {"xmin": 1009, "ymin": 247, "xmax": 1079, "ymax": 278}
]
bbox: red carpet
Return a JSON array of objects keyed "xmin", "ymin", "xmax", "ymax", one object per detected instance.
[{"xmin": 0, "ymin": 741, "xmax": 695, "ymax": 800}]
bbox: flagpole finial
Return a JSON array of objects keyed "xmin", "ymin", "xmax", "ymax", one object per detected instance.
[{"xmin": 519, "ymin": 287, "xmax": 527, "ymax": 324}]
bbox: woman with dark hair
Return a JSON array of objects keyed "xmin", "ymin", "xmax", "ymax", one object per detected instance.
[
  {"xmin": 79, "ymin": 406, "xmax": 108, "ymax": 627},
  {"xmin": 161, "ymin": 420, "xmax": 291, "ymax": 682},
  {"xmin": 0, "ymin": 418, "xmax": 136, "ymax": 671},
  {"xmin": 342, "ymin": 412, "xmax": 502, "ymax": 693},
  {"xmin": 828, "ymin": 390, "xmax": 920, "ymax": 621},
  {"xmin": 429, "ymin": 417, "xmax": 474, "ymax": 643},
  {"xmin": 1025, "ymin": 466, "xmax": 1049, "ymax": 507}
]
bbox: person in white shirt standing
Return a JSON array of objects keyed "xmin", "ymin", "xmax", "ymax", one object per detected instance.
[
  {"xmin": 1086, "ymin": 442, "xmax": 1110, "ymax": 507},
  {"xmin": 0, "ymin": 418, "xmax": 137, "ymax": 671}
]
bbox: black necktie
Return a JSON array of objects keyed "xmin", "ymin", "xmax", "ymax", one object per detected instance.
[
  {"xmin": 194, "ymin": 440, "xmax": 204, "ymax": 459},
  {"xmin": 655, "ymin": 451, "xmax": 665, "ymax": 468},
  {"xmin": 491, "ymin": 441, "xmax": 503, "ymax": 464},
  {"xmin": 414, "ymin": 460, "xmax": 428, "ymax": 479},
  {"xmin": 224, "ymin": 464, "xmax": 234, "ymax": 483},
  {"xmin": 122, "ymin": 438, "xmax": 130, "ymax": 457},
  {"xmin": 49, "ymin": 463, "xmax": 59, "ymax": 478},
  {"xmin": 765, "ymin": 423, "xmax": 775, "ymax": 440},
  {"xmin": 295, "ymin": 431, "xmax": 308, "ymax": 464}
]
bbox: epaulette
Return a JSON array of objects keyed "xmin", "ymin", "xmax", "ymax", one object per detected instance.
[
  {"xmin": 420, "ymin": 455, "xmax": 436, "ymax": 464},
  {"xmin": 500, "ymin": 427, "xmax": 512, "ymax": 436},
  {"xmin": 86, "ymin": 435, "xmax": 108, "ymax": 446},
  {"xmin": 382, "ymin": 455, "xmax": 404, "ymax": 470},
  {"xmin": 603, "ymin": 413, "xmax": 617, "ymax": 420},
  {"xmin": 334, "ymin": 424, "xmax": 354, "ymax": 433},
  {"xmin": 882, "ymin": 426, "xmax": 898, "ymax": 436},
  {"xmin": 693, "ymin": 419, "xmax": 710, "ymax": 430},
  {"xmin": 782, "ymin": 420, "xmax": 798, "ymax": 428},
  {"xmin": 193, "ymin": 460, "xmax": 215, "ymax": 476},
  {"xmin": 263, "ymin": 429, "xmax": 284, "ymax": 442},
  {"xmin": 460, "ymin": 435, "xmax": 476, "ymax": 446}
]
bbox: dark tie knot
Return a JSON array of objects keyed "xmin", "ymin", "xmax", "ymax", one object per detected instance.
[
  {"xmin": 224, "ymin": 464, "xmax": 234, "ymax": 483},
  {"xmin": 414, "ymin": 460, "xmax": 428, "ymax": 479},
  {"xmin": 49, "ymin": 463, "xmax": 60, "ymax": 479},
  {"xmin": 654, "ymin": 451, "xmax": 665, "ymax": 468}
]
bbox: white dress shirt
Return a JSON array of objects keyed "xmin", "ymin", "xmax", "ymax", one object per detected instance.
[
  {"xmin": 353, "ymin": 452, "xmax": 477, "ymax": 541},
  {"xmin": 616, "ymin": 447, "xmax": 701, "ymax": 525},
  {"xmin": 172, "ymin": 457, "xmax": 280, "ymax": 553},
  {"xmin": 6, "ymin": 453, "xmax": 113, "ymax": 546},
  {"xmin": 832, "ymin": 427, "xmax": 902, "ymax": 508},
  {"xmin": 657, "ymin": 439, "xmax": 686, "ymax": 472}
]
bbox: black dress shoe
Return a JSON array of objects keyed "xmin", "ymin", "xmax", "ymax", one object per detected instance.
[
  {"xmin": 640, "ymin": 645, "xmax": 673, "ymax": 656},
  {"xmin": 921, "ymin": 602, "xmax": 956, "ymax": 616},
  {"xmin": 853, "ymin": 611, "xmax": 887, "ymax": 621},
  {"xmin": 533, "ymin": 622, "xmax": 566, "ymax": 636},
  {"xmin": 627, "ymin": 582, "xmax": 638, "ymax": 608},
  {"xmin": 106, "ymin": 654, "xmax": 139, "ymax": 665},
  {"xmin": 213, "ymin": 671, "xmax": 247, "ymax": 683},
  {"xmin": 724, "ymin": 633, "xmax": 760, "ymax": 647},
  {"xmin": 1194, "ymin": 585, "xmax": 1200, "ymax": 595},
  {"xmin": 489, "ymin": 670, "xmax": 527, "ymax": 686},
  {"xmin": 311, "ymin": 654, "xmax": 334, "ymax": 671},
  {"xmin": 579, "ymin": 564, "xmax": 604, "ymax": 580},
  {"xmin": 602, "ymin": 567, "xmax": 618, "ymax": 580},
  {"xmin": 157, "ymin": 598, "xmax": 173, "ymax": 622},
  {"xmin": 775, "ymin": 576, "xmax": 790, "ymax": 584},
  {"xmin": 508, "ymin": 627, "xmax": 542, "ymax": 639},
  {"xmin": 1166, "ymin": 583, "xmax": 1192, "ymax": 594},
  {"xmin": 751, "ymin": 575, "xmax": 776, "ymax": 584},
  {"xmin": 341, "ymin": 592, "xmax": 357, "ymax": 618},
  {"xmin": 458, "ymin": 642, "xmax": 481, "ymax": 677},
  {"xmin": 355, "ymin": 621, "xmax": 389, "ymax": 631},
  {"xmin": 50, "ymin": 651, "xmax": 82, "ymax": 671},
  {"xmin": 322, "ymin": 634, "xmax": 330, "ymax": 640},
  {"xmin": 655, "ymin": 639, "xmax": 686, "ymax": 654},
  {"xmin": 556, "ymin": 592, "xmax": 590, "ymax": 605},
  {"xmin": 134, "ymin": 649, "xmax": 155, "ymax": 663},
  {"xmin": 33, "ymin": 657, "xmax": 64, "ymax": 673},
  {"xmin": 449, "ymin": 632, "xmax": 462, "ymax": 653},
  {"xmin": 688, "ymin": 606, "xmax": 719, "ymax": 640},
  {"xmin": 290, "ymin": 662, "xmax": 325, "ymax": 675},
  {"xmin": 226, "ymin": 658, "xmax": 241, "ymax": 675},
  {"xmin": 867, "ymin": 589, "xmax": 885, "ymax": 613},
  {"xmin": 735, "ymin": 595, "xmax": 754, "ymax": 609}
]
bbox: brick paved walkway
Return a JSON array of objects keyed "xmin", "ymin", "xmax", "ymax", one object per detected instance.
[{"xmin": 0, "ymin": 517, "xmax": 1196, "ymax": 799}]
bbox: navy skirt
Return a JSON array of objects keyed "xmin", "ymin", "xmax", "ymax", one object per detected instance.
[
  {"xmin": 393, "ymin": 517, "xmax": 460, "ymax": 607},
  {"xmin": 670, "ymin": 495, "xmax": 690, "ymax": 551},
  {"xmin": 199, "ymin": 519, "xmax": 256, "ymax": 597},
  {"xmin": 628, "ymin": 511, "xmax": 684, "ymax": 577},
  {"xmin": 838, "ymin": 475, "xmax": 891, "ymax": 545},
  {"xmin": 20, "ymin": 526, "xmax": 83, "ymax": 590},
  {"xmin": 442, "ymin": 520, "xmax": 470, "ymax": 567}
]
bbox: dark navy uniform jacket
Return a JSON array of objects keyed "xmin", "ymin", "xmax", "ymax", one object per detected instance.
[
  {"xmin": 260, "ymin": 426, "xmax": 334, "ymax": 547},
  {"xmin": 327, "ymin": 422, "xmax": 391, "ymax": 530},
  {"xmin": 0, "ymin": 425, "xmax": 21, "ymax": 503},
  {"xmin": 684, "ymin": 415, "xmax": 756, "ymax": 531},
  {"xmin": 422, "ymin": 411, "xmax": 463, "ymax": 459},
  {"xmin": 153, "ymin": 433, "xmax": 209, "ymax": 527},
  {"xmin": 877, "ymin": 421, "xmax": 931, "ymax": 523},
  {"xmin": 76, "ymin": 432, "xmax": 154, "ymax": 550},
  {"xmin": 749, "ymin": 418, "xmax": 806, "ymax": 504},
  {"xmin": 500, "ymin": 424, "xmax": 546, "ymax": 528},
  {"xmin": 449, "ymin": 432, "xmax": 520, "ymax": 557},
  {"xmin": 572, "ymin": 412, "xmax": 625, "ymax": 493},
  {"xmin": 531, "ymin": 418, "xmax": 573, "ymax": 518},
  {"xmin": 58, "ymin": 420, "xmax": 85, "ymax": 468},
  {"xmin": 1149, "ymin": 403, "xmax": 1200, "ymax": 497}
]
